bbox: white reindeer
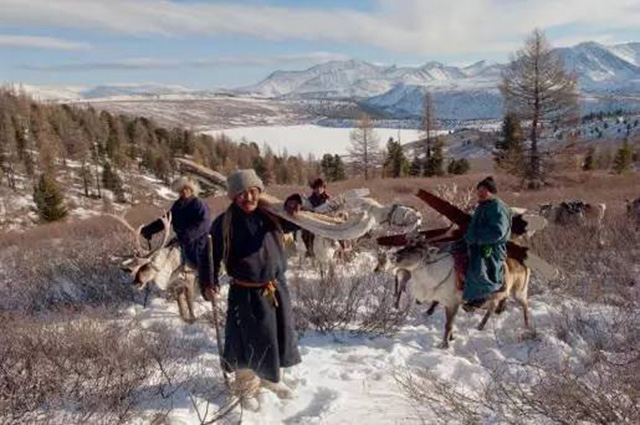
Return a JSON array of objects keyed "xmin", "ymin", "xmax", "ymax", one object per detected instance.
[
  {"xmin": 391, "ymin": 235, "xmax": 531, "ymax": 348},
  {"xmin": 109, "ymin": 213, "xmax": 199, "ymax": 324}
]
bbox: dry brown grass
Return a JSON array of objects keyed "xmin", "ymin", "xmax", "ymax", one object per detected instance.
[
  {"xmin": 205, "ymin": 170, "xmax": 639, "ymax": 223},
  {"xmin": 0, "ymin": 205, "xmax": 168, "ymax": 313}
]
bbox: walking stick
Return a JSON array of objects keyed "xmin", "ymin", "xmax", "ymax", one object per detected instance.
[{"xmin": 207, "ymin": 235, "xmax": 231, "ymax": 389}]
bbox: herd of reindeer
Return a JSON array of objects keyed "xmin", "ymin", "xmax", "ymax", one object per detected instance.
[{"xmin": 107, "ymin": 176, "xmax": 640, "ymax": 349}]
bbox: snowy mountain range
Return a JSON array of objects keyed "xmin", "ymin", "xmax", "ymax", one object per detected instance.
[
  {"xmin": 15, "ymin": 41, "xmax": 640, "ymax": 121},
  {"xmin": 240, "ymin": 41, "xmax": 640, "ymax": 119}
]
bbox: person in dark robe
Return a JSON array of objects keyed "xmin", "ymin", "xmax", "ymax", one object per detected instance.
[
  {"xmin": 464, "ymin": 176, "xmax": 512, "ymax": 308},
  {"xmin": 201, "ymin": 169, "xmax": 301, "ymax": 406},
  {"xmin": 141, "ymin": 176, "xmax": 212, "ymax": 280},
  {"xmin": 302, "ymin": 178, "xmax": 331, "ymax": 256}
]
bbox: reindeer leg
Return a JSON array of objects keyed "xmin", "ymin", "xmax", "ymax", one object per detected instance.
[
  {"xmin": 495, "ymin": 298, "xmax": 508, "ymax": 315},
  {"xmin": 439, "ymin": 304, "xmax": 459, "ymax": 349},
  {"xmin": 520, "ymin": 299, "xmax": 530, "ymax": 329},
  {"xmin": 143, "ymin": 284, "xmax": 151, "ymax": 308},
  {"xmin": 175, "ymin": 287, "xmax": 187, "ymax": 322},
  {"xmin": 477, "ymin": 300, "xmax": 496, "ymax": 331},
  {"xmin": 186, "ymin": 279, "xmax": 197, "ymax": 323},
  {"xmin": 426, "ymin": 301, "xmax": 439, "ymax": 316}
]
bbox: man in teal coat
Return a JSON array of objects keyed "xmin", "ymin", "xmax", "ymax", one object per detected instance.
[{"xmin": 464, "ymin": 177, "xmax": 511, "ymax": 307}]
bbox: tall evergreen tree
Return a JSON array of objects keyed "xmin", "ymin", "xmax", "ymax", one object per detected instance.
[
  {"xmin": 423, "ymin": 137, "xmax": 445, "ymax": 177},
  {"xmin": 409, "ymin": 154, "xmax": 422, "ymax": 177},
  {"xmin": 612, "ymin": 140, "xmax": 634, "ymax": 174},
  {"xmin": 102, "ymin": 161, "xmax": 126, "ymax": 202},
  {"xmin": 383, "ymin": 137, "xmax": 409, "ymax": 178},
  {"xmin": 33, "ymin": 173, "xmax": 67, "ymax": 222},
  {"xmin": 495, "ymin": 113, "xmax": 525, "ymax": 176},
  {"xmin": 321, "ymin": 154, "xmax": 347, "ymax": 182}
]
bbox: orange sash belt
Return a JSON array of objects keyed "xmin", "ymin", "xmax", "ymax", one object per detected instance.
[{"xmin": 233, "ymin": 279, "xmax": 279, "ymax": 308}]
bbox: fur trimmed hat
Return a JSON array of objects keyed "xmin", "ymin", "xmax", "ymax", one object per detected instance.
[
  {"xmin": 227, "ymin": 169, "xmax": 264, "ymax": 199},
  {"xmin": 477, "ymin": 176, "xmax": 498, "ymax": 194},
  {"xmin": 172, "ymin": 176, "xmax": 200, "ymax": 196}
]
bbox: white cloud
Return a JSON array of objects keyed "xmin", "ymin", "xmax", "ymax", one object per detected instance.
[
  {"xmin": 1, "ymin": 0, "xmax": 640, "ymax": 55},
  {"xmin": 22, "ymin": 52, "xmax": 350, "ymax": 71},
  {"xmin": 0, "ymin": 34, "xmax": 89, "ymax": 50}
]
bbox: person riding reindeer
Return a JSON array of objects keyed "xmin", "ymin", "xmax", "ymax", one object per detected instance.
[
  {"xmin": 201, "ymin": 169, "xmax": 302, "ymax": 409},
  {"xmin": 141, "ymin": 176, "xmax": 212, "ymax": 284},
  {"xmin": 463, "ymin": 176, "xmax": 512, "ymax": 309}
]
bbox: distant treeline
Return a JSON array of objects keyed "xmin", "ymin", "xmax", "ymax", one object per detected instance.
[{"xmin": 0, "ymin": 88, "xmax": 320, "ymax": 197}]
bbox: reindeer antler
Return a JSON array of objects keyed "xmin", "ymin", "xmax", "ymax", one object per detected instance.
[
  {"xmin": 105, "ymin": 212, "xmax": 172, "ymax": 258},
  {"xmin": 105, "ymin": 212, "xmax": 148, "ymax": 256}
]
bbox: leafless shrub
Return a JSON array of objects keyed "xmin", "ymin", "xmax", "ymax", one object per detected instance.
[
  {"xmin": 0, "ymin": 215, "xmax": 163, "ymax": 313},
  {"xmin": 290, "ymin": 263, "xmax": 411, "ymax": 336},
  {"xmin": 397, "ymin": 296, "xmax": 640, "ymax": 425},
  {"xmin": 0, "ymin": 310, "xmax": 154, "ymax": 424},
  {"xmin": 353, "ymin": 271, "xmax": 412, "ymax": 337},
  {"xmin": 529, "ymin": 215, "xmax": 640, "ymax": 301},
  {"xmin": 290, "ymin": 265, "xmax": 363, "ymax": 334},
  {"xmin": 434, "ymin": 183, "xmax": 475, "ymax": 213},
  {"xmin": 0, "ymin": 310, "xmax": 236, "ymax": 425}
]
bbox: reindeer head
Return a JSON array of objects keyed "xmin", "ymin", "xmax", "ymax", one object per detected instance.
[
  {"xmin": 108, "ymin": 212, "xmax": 173, "ymax": 291},
  {"xmin": 121, "ymin": 257, "xmax": 156, "ymax": 289},
  {"xmin": 392, "ymin": 233, "xmax": 440, "ymax": 271}
]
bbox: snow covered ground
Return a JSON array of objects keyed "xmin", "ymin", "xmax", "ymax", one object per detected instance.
[
  {"xmin": 117, "ymin": 253, "xmax": 563, "ymax": 425},
  {"xmin": 208, "ymin": 125, "xmax": 426, "ymax": 156}
]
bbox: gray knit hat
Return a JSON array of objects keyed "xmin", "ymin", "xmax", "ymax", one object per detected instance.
[{"xmin": 227, "ymin": 169, "xmax": 264, "ymax": 199}]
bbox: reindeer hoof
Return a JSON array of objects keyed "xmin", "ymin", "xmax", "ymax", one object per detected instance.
[
  {"xmin": 438, "ymin": 341, "xmax": 450, "ymax": 349},
  {"xmin": 477, "ymin": 323, "xmax": 486, "ymax": 331}
]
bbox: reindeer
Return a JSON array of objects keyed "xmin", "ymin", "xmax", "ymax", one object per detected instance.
[
  {"xmin": 108, "ymin": 213, "xmax": 199, "ymax": 324},
  {"xmin": 391, "ymin": 235, "xmax": 531, "ymax": 348},
  {"xmin": 539, "ymin": 200, "xmax": 606, "ymax": 227}
]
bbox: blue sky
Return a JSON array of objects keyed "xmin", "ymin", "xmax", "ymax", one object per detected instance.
[{"xmin": 2, "ymin": 0, "xmax": 640, "ymax": 90}]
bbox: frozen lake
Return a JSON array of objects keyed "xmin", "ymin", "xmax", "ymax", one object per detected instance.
[{"xmin": 207, "ymin": 125, "xmax": 424, "ymax": 157}]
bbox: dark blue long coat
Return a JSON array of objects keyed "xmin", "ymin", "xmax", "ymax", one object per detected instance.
[
  {"xmin": 207, "ymin": 204, "xmax": 301, "ymax": 383},
  {"xmin": 464, "ymin": 198, "xmax": 511, "ymax": 301},
  {"xmin": 142, "ymin": 196, "xmax": 212, "ymax": 279}
]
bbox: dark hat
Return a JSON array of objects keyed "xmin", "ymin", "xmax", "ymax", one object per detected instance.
[
  {"xmin": 311, "ymin": 178, "xmax": 326, "ymax": 189},
  {"xmin": 477, "ymin": 176, "xmax": 498, "ymax": 194}
]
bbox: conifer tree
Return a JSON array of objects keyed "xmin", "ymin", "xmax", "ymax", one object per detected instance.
[
  {"xmin": 583, "ymin": 147, "xmax": 596, "ymax": 171},
  {"xmin": 423, "ymin": 137, "xmax": 445, "ymax": 177},
  {"xmin": 102, "ymin": 161, "xmax": 126, "ymax": 202},
  {"xmin": 33, "ymin": 173, "xmax": 67, "ymax": 222},
  {"xmin": 383, "ymin": 137, "xmax": 409, "ymax": 178},
  {"xmin": 409, "ymin": 155, "xmax": 422, "ymax": 177},
  {"xmin": 447, "ymin": 158, "xmax": 470, "ymax": 175},
  {"xmin": 612, "ymin": 140, "xmax": 634, "ymax": 174},
  {"xmin": 321, "ymin": 154, "xmax": 347, "ymax": 182},
  {"xmin": 495, "ymin": 112, "xmax": 525, "ymax": 175}
]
